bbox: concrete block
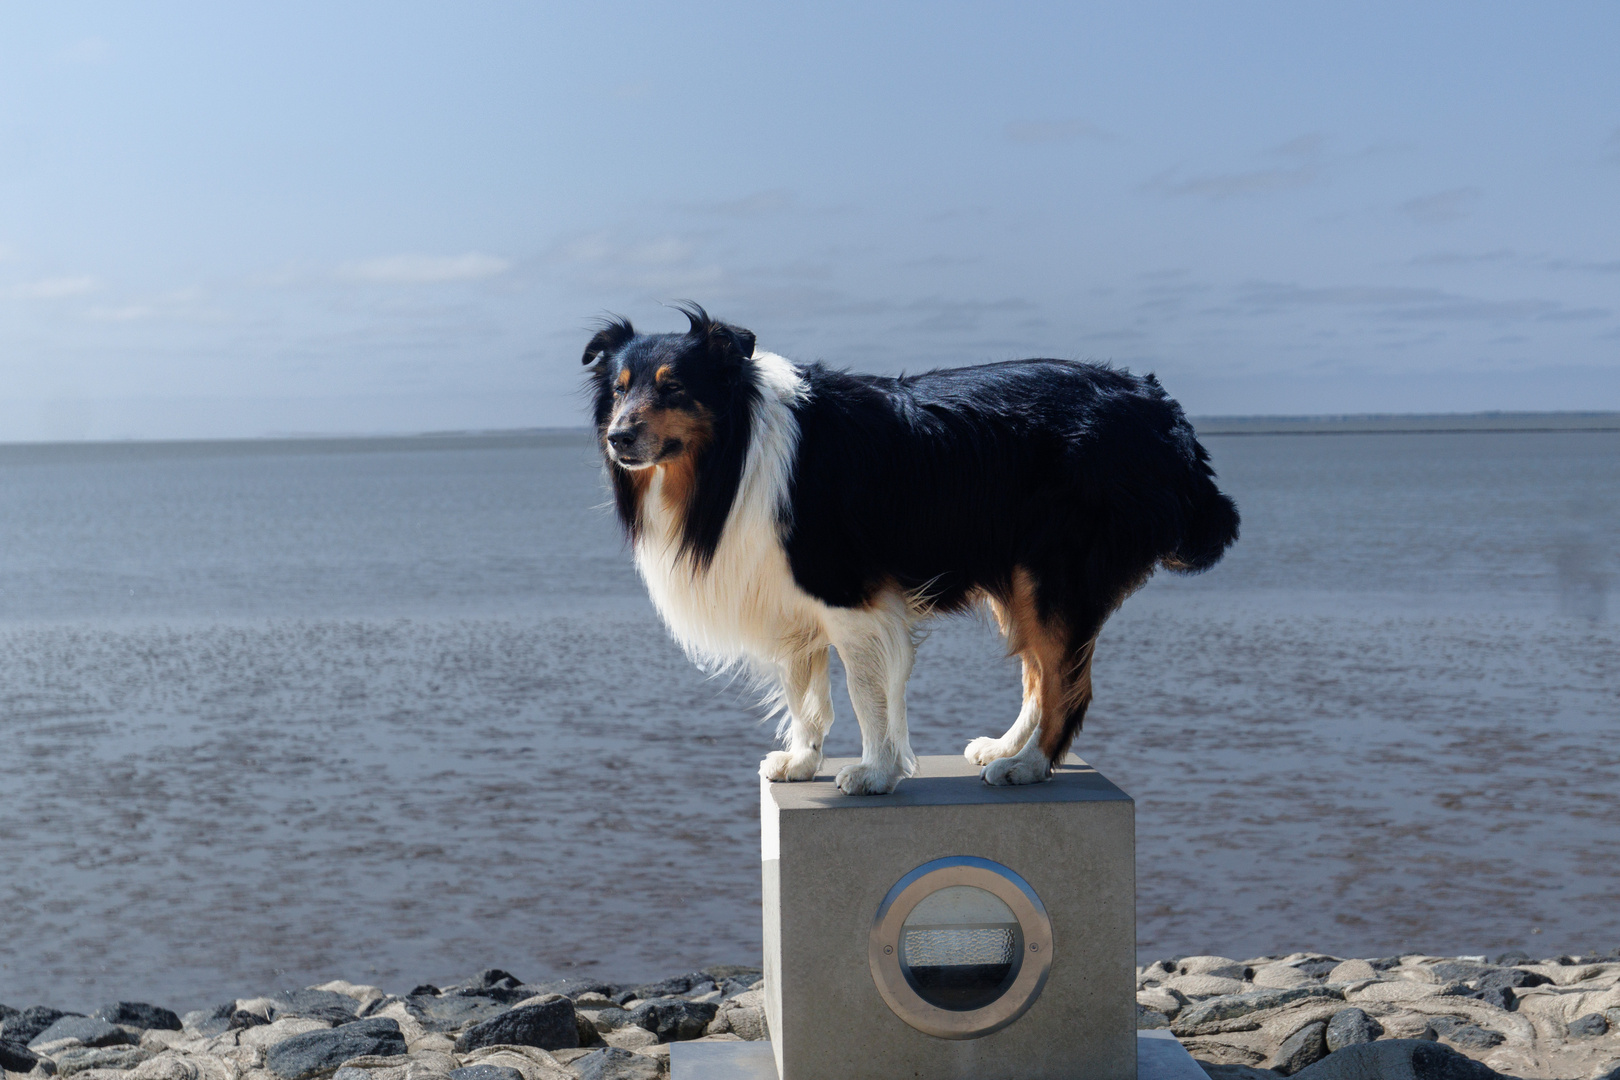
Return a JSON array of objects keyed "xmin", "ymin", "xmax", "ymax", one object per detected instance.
[{"xmin": 761, "ymin": 755, "xmax": 1136, "ymax": 1080}]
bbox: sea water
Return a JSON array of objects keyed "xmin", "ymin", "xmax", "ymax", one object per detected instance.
[{"xmin": 0, "ymin": 429, "xmax": 1615, "ymax": 1010}]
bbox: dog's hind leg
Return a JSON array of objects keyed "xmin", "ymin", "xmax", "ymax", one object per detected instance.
[
  {"xmin": 828, "ymin": 597, "xmax": 917, "ymax": 795},
  {"xmin": 964, "ymin": 657, "xmax": 1041, "ymax": 765},
  {"xmin": 759, "ymin": 647, "xmax": 833, "ymax": 783}
]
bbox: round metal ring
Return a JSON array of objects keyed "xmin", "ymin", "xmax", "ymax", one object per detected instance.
[{"xmin": 868, "ymin": 856, "xmax": 1053, "ymax": 1040}]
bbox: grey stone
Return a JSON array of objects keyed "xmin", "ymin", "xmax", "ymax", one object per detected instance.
[
  {"xmin": 1273, "ymin": 1021, "xmax": 1328, "ymax": 1076},
  {"xmin": 715, "ymin": 979, "xmax": 756, "ymax": 1000},
  {"xmin": 1291, "ymin": 1039, "xmax": 1505, "ymax": 1080},
  {"xmin": 574, "ymin": 1010, "xmax": 604, "ymax": 1047},
  {"xmin": 264, "ymin": 1017, "xmax": 406, "ymax": 1080},
  {"xmin": 53, "ymin": 1046, "xmax": 151, "ymax": 1076},
  {"xmin": 89, "ymin": 1003, "xmax": 182, "ymax": 1032},
  {"xmin": 403, "ymin": 994, "xmax": 509, "ymax": 1034},
  {"xmin": 1473, "ymin": 986, "xmax": 1514, "ymax": 1011},
  {"xmin": 625, "ymin": 998, "xmax": 717, "ymax": 1042},
  {"xmin": 1570, "ymin": 1012, "xmax": 1610, "ymax": 1038},
  {"xmin": 27, "ymin": 1017, "xmax": 131, "ymax": 1050},
  {"xmin": 582, "ymin": 1007, "xmax": 631, "ymax": 1033},
  {"xmin": 1426, "ymin": 1017, "xmax": 1504, "ymax": 1050},
  {"xmin": 1200, "ymin": 1067, "xmax": 1281, "ymax": 1080},
  {"xmin": 628, "ymin": 974, "xmax": 707, "ymax": 1001},
  {"xmin": 229, "ymin": 1010, "xmax": 271, "ymax": 1030},
  {"xmin": 1428, "ymin": 962, "xmax": 1493, "ymax": 984},
  {"xmin": 706, "ymin": 996, "xmax": 767, "ymax": 1042},
  {"xmin": 700, "ymin": 967, "xmax": 761, "ymax": 985},
  {"xmin": 1291, "ymin": 959, "xmax": 1343, "ymax": 980},
  {"xmin": 1325, "ymin": 1008, "xmax": 1383, "ymax": 1052},
  {"xmin": 1591, "ymin": 1061, "xmax": 1620, "ymax": 1080},
  {"xmin": 571, "ymin": 1047, "xmax": 660, "ymax": 1080},
  {"xmin": 452, "ymin": 999, "xmax": 578, "ymax": 1053},
  {"xmin": 519, "ymin": 979, "xmax": 618, "ymax": 1002},
  {"xmin": 1137, "ymin": 1003, "xmax": 1171, "ymax": 1029},
  {"xmin": 1476, "ymin": 967, "xmax": 1550, "ymax": 990},
  {"xmin": 1172, "ymin": 987, "xmax": 1345, "ymax": 1037},
  {"xmin": 3, "ymin": 1008, "xmax": 80, "ymax": 1046},
  {"xmin": 1491, "ymin": 951, "xmax": 1531, "ymax": 966},
  {"xmin": 0, "ymin": 1038, "xmax": 41, "ymax": 1074},
  {"xmin": 447, "ymin": 1067, "xmax": 525, "ymax": 1080},
  {"xmin": 268, "ymin": 990, "xmax": 359, "ymax": 1023}
]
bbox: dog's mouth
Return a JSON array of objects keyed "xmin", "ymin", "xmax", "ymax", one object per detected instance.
[{"xmin": 610, "ymin": 438, "xmax": 684, "ymax": 471}]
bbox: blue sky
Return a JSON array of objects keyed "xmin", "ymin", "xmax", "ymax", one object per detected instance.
[{"xmin": 2, "ymin": 2, "xmax": 1617, "ymax": 439}]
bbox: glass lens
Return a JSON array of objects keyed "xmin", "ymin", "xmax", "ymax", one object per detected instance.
[{"xmin": 899, "ymin": 885, "xmax": 1023, "ymax": 1011}]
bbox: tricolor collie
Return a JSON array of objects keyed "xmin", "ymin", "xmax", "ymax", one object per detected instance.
[{"xmin": 585, "ymin": 305, "xmax": 1239, "ymax": 795}]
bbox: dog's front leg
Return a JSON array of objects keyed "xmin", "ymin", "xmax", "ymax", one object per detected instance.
[
  {"xmin": 830, "ymin": 615, "xmax": 917, "ymax": 796},
  {"xmin": 759, "ymin": 648, "xmax": 832, "ymax": 783}
]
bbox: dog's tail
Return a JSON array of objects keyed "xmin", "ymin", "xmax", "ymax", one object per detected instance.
[{"xmin": 1161, "ymin": 440, "xmax": 1241, "ymax": 574}]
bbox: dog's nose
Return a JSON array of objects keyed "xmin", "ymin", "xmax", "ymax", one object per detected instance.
[{"xmin": 607, "ymin": 428, "xmax": 638, "ymax": 450}]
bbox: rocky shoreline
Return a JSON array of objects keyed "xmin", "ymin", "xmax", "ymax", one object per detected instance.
[{"xmin": 3, "ymin": 951, "xmax": 1618, "ymax": 1080}]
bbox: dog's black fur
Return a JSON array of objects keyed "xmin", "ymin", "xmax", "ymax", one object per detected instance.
[{"xmin": 585, "ymin": 304, "xmax": 1239, "ymax": 772}]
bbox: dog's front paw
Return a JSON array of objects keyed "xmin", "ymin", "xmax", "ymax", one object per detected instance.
[
  {"xmin": 834, "ymin": 761, "xmax": 902, "ymax": 796},
  {"xmin": 982, "ymin": 755, "xmax": 1051, "ymax": 786},
  {"xmin": 964, "ymin": 735, "xmax": 1019, "ymax": 766},
  {"xmin": 760, "ymin": 749, "xmax": 821, "ymax": 782}
]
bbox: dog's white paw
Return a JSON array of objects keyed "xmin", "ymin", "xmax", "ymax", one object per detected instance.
[
  {"xmin": 964, "ymin": 735, "xmax": 1019, "ymax": 766},
  {"xmin": 760, "ymin": 749, "xmax": 821, "ymax": 782},
  {"xmin": 834, "ymin": 761, "xmax": 902, "ymax": 796},
  {"xmin": 982, "ymin": 754, "xmax": 1051, "ymax": 786}
]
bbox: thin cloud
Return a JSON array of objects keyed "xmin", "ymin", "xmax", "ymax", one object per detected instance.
[
  {"xmin": 1544, "ymin": 257, "xmax": 1620, "ymax": 275},
  {"xmin": 341, "ymin": 253, "xmax": 510, "ymax": 284},
  {"xmin": 1004, "ymin": 119, "xmax": 1112, "ymax": 145},
  {"xmin": 12, "ymin": 275, "xmax": 97, "ymax": 299},
  {"xmin": 675, "ymin": 189, "xmax": 796, "ymax": 217},
  {"xmin": 1142, "ymin": 134, "xmax": 1326, "ymax": 199},
  {"xmin": 1400, "ymin": 187, "xmax": 1481, "ymax": 223},
  {"xmin": 1408, "ymin": 249, "xmax": 1518, "ymax": 267}
]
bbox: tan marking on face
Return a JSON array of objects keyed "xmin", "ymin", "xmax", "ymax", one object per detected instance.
[
  {"xmin": 617, "ymin": 368, "xmax": 631, "ymax": 390},
  {"xmin": 647, "ymin": 402, "xmax": 714, "ymax": 513},
  {"xmin": 654, "ymin": 364, "xmax": 673, "ymax": 385}
]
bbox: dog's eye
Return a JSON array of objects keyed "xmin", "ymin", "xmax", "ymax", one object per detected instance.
[{"xmin": 661, "ymin": 381, "xmax": 683, "ymax": 396}]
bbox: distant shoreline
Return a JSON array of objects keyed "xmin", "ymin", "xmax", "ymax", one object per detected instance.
[
  {"xmin": 1, "ymin": 413, "xmax": 1618, "ymax": 454},
  {"xmin": 1191, "ymin": 412, "xmax": 1620, "ymax": 436}
]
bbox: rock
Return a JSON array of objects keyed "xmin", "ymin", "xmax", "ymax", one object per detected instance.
[
  {"xmin": 1345, "ymin": 981, "xmax": 1442, "ymax": 1004},
  {"xmin": 1289, "ymin": 1039, "xmax": 1506, "ymax": 1079},
  {"xmin": 1570, "ymin": 1012, "xmax": 1610, "ymax": 1037},
  {"xmin": 263, "ymin": 1017, "xmax": 406, "ymax": 1080},
  {"xmin": 1291, "ymin": 959, "xmax": 1344, "ymax": 980},
  {"xmin": 626, "ymin": 974, "xmax": 707, "ymax": 1001},
  {"xmin": 517, "ymin": 981, "xmax": 618, "ymax": 1002},
  {"xmin": 1166, "ymin": 975, "xmax": 1250, "ymax": 1000},
  {"xmin": 1473, "ymin": 987, "xmax": 1514, "ymax": 1011},
  {"xmin": 700, "ymin": 966, "xmax": 761, "ymax": 984},
  {"xmin": 1253, "ymin": 965, "xmax": 1314, "ymax": 990},
  {"xmin": 402, "ymin": 996, "xmax": 509, "ymax": 1034},
  {"xmin": 1428, "ymin": 962, "xmax": 1493, "ymax": 984},
  {"xmin": 1272, "ymin": 1021, "xmax": 1328, "ymax": 1076},
  {"xmin": 570, "ymin": 1047, "xmax": 659, "ymax": 1080},
  {"xmin": 602, "ymin": 1027, "xmax": 658, "ymax": 1051},
  {"xmin": 1200, "ymin": 1067, "xmax": 1281, "ymax": 1079},
  {"xmin": 1135, "ymin": 1004, "xmax": 1170, "ymax": 1030},
  {"xmin": 4, "ymin": 1008, "xmax": 81, "ymax": 1046},
  {"xmin": 408, "ymin": 987, "xmax": 439, "ymax": 998},
  {"xmin": 266, "ymin": 991, "xmax": 360, "ymax": 1024},
  {"xmin": 229, "ymin": 1011, "xmax": 271, "ymax": 1030},
  {"xmin": 452, "ymin": 1000, "xmax": 577, "ymax": 1054},
  {"xmin": 456, "ymin": 1043, "xmax": 574, "ymax": 1080},
  {"xmin": 705, "ymin": 993, "xmax": 766, "ymax": 1042},
  {"xmin": 579, "ymin": 1008, "xmax": 631, "ymax": 1034},
  {"xmin": 89, "ymin": 1005, "xmax": 182, "ymax": 1033},
  {"xmin": 1324, "ymin": 1008, "xmax": 1383, "ymax": 1052},
  {"xmin": 1, "ymin": 1038, "xmax": 42, "ymax": 1073},
  {"xmin": 28, "ymin": 1018, "xmax": 132, "ymax": 1050},
  {"xmin": 1137, "ymin": 988, "xmax": 1184, "ymax": 1023},
  {"xmin": 574, "ymin": 1012, "xmax": 603, "ymax": 1047},
  {"xmin": 624, "ymin": 998, "xmax": 717, "ymax": 1043},
  {"xmin": 1591, "ymin": 1061, "xmax": 1620, "ymax": 1080},
  {"xmin": 53, "ymin": 1046, "xmax": 151, "ymax": 1076},
  {"xmin": 1425, "ymin": 1016, "xmax": 1503, "ymax": 1049},
  {"xmin": 1325, "ymin": 960, "xmax": 1376, "ymax": 983},
  {"xmin": 448, "ymin": 1067, "xmax": 524, "ymax": 1080},
  {"xmin": 1493, "ymin": 952, "xmax": 1531, "ymax": 966},
  {"xmin": 1476, "ymin": 968, "xmax": 1550, "ymax": 990},
  {"xmin": 1180, "ymin": 956, "xmax": 1247, "ymax": 978},
  {"xmin": 1173, "ymin": 987, "xmax": 1344, "ymax": 1037}
]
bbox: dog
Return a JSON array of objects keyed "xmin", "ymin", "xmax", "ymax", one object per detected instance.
[{"xmin": 584, "ymin": 304, "xmax": 1239, "ymax": 795}]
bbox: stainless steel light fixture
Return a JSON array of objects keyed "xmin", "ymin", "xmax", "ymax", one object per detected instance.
[{"xmin": 868, "ymin": 855, "xmax": 1054, "ymax": 1039}]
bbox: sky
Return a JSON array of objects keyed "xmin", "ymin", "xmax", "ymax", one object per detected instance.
[{"xmin": 1, "ymin": 2, "xmax": 1617, "ymax": 440}]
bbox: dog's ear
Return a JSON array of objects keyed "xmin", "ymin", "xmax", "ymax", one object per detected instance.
[
  {"xmin": 678, "ymin": 302, "xmax": 756, "ymax": 364},
  {"xmin": 582, "ymin": 317, "xmax": 635, "ymax": 366}
]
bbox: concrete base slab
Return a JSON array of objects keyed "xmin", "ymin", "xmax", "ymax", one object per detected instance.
[{"xmin": 670, "ymin": 1031, "xmax": 1208, "ymax": 1079}]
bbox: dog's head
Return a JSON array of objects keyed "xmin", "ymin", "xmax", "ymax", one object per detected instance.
[{"xmin": 582, "ymin": 303, "xmax": 756, "ymax": 471}]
